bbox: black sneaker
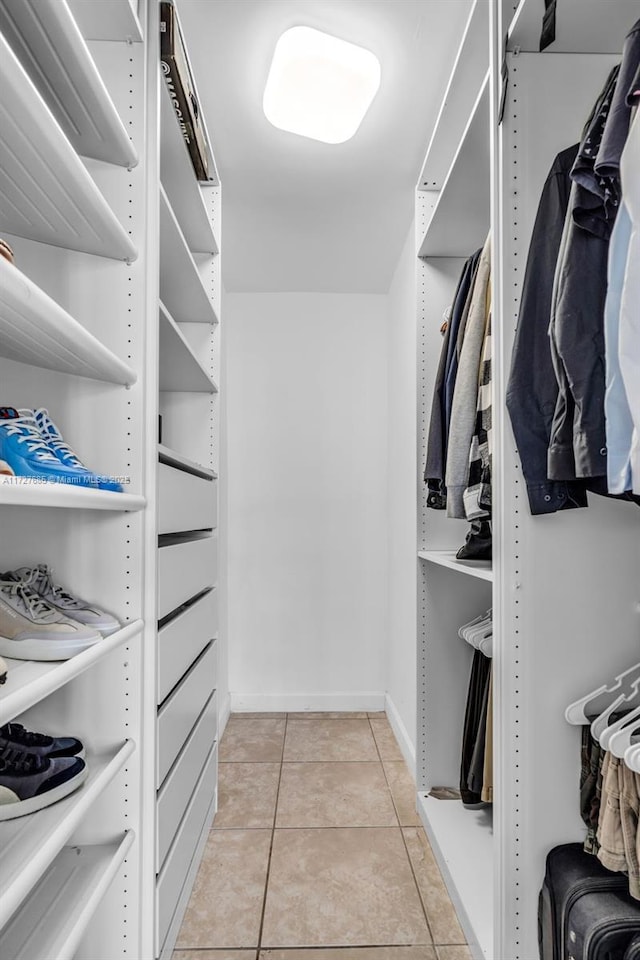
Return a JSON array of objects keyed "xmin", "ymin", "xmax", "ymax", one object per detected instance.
[
  {"xmin": 0, "ymin": 747, "xmax": 87, "ymax": 820},
  {"xmin": 456, "ymin": 519, "xmax": 492, "ymax": 561},
  {"xmin": 0, "ymin": 722, "xmax": 84, "ymax": 759}
]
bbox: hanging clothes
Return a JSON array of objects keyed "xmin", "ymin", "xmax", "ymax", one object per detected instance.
[
  {"xmin": 446, "ymin": 233, "xmax": 491, "ymax": 519},
  {"xmin": 464, "ymin": 305, "xmax": 492, "ymax": 520}
]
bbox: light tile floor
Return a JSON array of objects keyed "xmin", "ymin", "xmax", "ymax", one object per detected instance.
[{"xmin": 174, "ymin": 713, "xmax": 472, "ymax": 960}]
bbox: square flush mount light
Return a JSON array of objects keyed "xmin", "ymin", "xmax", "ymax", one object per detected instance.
[{"xmin": 263, "ymin": 26, "xmax": 381, "ymax": 144}]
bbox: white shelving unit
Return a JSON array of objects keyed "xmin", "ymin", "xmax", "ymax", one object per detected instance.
[
  {"xmin": 0, "ymin": 258, "xmax": 137, "ymax": 385},
  {"xmin": 416, "ymin": 2, "xmax": 640, "ymax": 959},
  {"xmin": 159, "ymin": 443, "xmax": 217, "ymax": 480},
  {"xmin": 0, "ymin": 0, "xmax": 138, "ymax": 166},
  {"xmin": 67, "ymin": 0, "xmax": 143, "ymax": 42},
  {"xmin": 0, "ymin": 483, "xmax": 146, "ymax": 511},
  {"xmin": 0, "ymin": 31, "xmax": 137, "ymax": 260},
  {"xmin": 0, "ymin": 834, "xmax": 135, "ymax": 960},
  {"xmin": 159, "ymin": 185, "xmax": 219, "ymax": 324},
  {"xmin": 159, "ymin": 302, "xmax": 218, "ymax": 393},
  {"xmin": 418, "ymin": 550, "xmax": 492, "ymax": 582}
]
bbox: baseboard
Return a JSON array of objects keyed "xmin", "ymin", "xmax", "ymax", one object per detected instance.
[
  {"xmin": 384, "ymin": 693, "xmax": 416, "ymax": 777},
  {"xmin": 229, "ymin": 691, "xmax": 386, "ymax": 713},
  {"xmin": 219, "ymin": 690, "xmax": 232, "ymax": 737}
]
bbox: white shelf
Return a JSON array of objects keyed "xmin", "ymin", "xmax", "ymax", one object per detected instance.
[
  {"xmin": 0, "ymin": 0, "xmax": 137, "ymax": 167},
  {"xmin": 160, "ymin": 79, "xmax": 218, "ymax": 254},
  {"xmin": 159, "ymin": 302, "xmax": 218, "ymax": 394},
  {"xmin": 0, "ymin": 33, "xmax": 137, "ymax": 261},
  {"xmin": 0, "ymin": 259, "xmax": 137, "ymax": 386},
  {"xmin": 0, "ymin": 741, "xmax": 135, "ymax": 928},
  {"xmin": 67, "ymin": 0, "xmax": 143, "ymax": 42},
  {"xmin": 158, "ymin": 444, "xmax": 218, "ymax": 480},
  {"xmin": 160, "ymin": 186, "xmax": 218, "ymax": 325},
  {"xmin": 418, "ymin": 793, "xmax": 493, "ymax": 960},
  {"xmin": 418, "ymin": 72, "xmax": 490, "ymax": 258},
  {"xmin": 508, "ymin": 0, "xmax": 640, "ymax": 53},
  {"xmin": 0, "ymin": 833, "xmax": 134, "ymax": 960},
  {"xmin": 417, "ymin": 0, "xmax": 490, "ymax": 190},
  {"xmin": 418, "ymin": 550, "xmax": 493, "ymax": 582},
  {"xmin": 0, "ymin": 483, "xmax": 145, "ymax": 512},
  {"xmin": 0, "ymin": 621, "xmax": 143, "ymax": 727}
]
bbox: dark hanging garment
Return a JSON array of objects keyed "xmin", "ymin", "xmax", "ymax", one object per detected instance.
[
  {"xmin": 459, "ymin": 649, "xmax": 491, "ymax": 806},
  {"xmin": 539, "ymin": 0, "xmax": 557, "ymax": 52}
]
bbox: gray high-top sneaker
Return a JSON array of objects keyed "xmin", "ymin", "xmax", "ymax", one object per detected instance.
[
  {"xmin": 13, "ymin": 564, "xmax": 120, "ymax": 636},
  {"xmin": 0, "ymin": 575, "xmax": 101, "ymax": 661},
  {"xmin": 0, "ymin": 748, "xmax": 87, "ymax": 820}
]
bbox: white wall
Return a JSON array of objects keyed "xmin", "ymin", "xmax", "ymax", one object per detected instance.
[
  {"xmin": 225, "ymin": 292, "xmax": 388, "ymax": 711},
  {"xmin": 385, "ymin": 224, "xmax": 418, "ymax": 769}
]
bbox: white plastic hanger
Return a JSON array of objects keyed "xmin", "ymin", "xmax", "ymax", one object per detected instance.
[
  {"xmin": 565, "ymin": 662, "xmax": 640, "ymax": 725},
  {"xmin": 624, "ymin": 742, "xmax": 640, "ymax": 774},
  {"xmin": 604, "ymin": 707, "xmax": 640, "ymax": 756},
  {"xmin": 596, "ymin": 701, "xmax": 640, "ymax": 750}
]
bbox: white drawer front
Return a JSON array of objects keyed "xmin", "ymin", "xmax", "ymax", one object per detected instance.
[
  {"xmin": 158, "ymin": 588, "xmax": 218, "ymax": 705},
  {"xmin": 156, "ymin": 690, "xmax": 217, "ymax": 871},
  {"xmin": 157, "ymin": 534, "xmax": 217, "ymax": 620},
  {"xmin": 158, "ymin": 462, "xmax": 217, "ymax": 536},
  {"xmin": 156, "ymin": 742, "xmax": 217, "ymax": 954},
  {"xmin": 157, "ymin": 641, "xmax": 217, "ymax": 788}
]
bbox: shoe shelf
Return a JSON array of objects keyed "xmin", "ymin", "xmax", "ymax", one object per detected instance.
[
  {"xmin": 159, "ymin": 302, "xmax": 218, "ymax": 394},
  {"xmin": 0, "ymin": 483, "xmax": 145, "ymax": 512},
  {"xmin": 417, "ymin": 0, "xmax": 489, "ymax": 191},
  {"xmin": 0, "ymin": 620, "xmax": 143, "ymax": 728},
  {"xmin": 159, "ymin": 186, "xmax": 219, "ymax": 325},
  {"xmin": 418, "ymin": 793, "xmax": 493, "ymax": 959},
  {"xmin": 418, "ymin": 71, "xmax": 490, "ymax": 258},
  {"xmin": 0, "ymin": 831, "xmax": 134, "ymax": 960},
  {"xmin": 160, "ymin": 78, "xmax": 218, "ymax": 254},
  {"xmin": 0, "ymin": 259, "xmax": 137, "ymax": 387},
  {"xmin": 158, "ymin": 444, "xmax": 218, "ymax": 481},
  {"xmin": 0, "ymin": 740, "xmax": 135, "ymax": 928},
  {"xmin": 507, "ymin": 0, "xmax": 640, "ymax": 53},
  {"xmin": 0, "ymin": 32, "xmax": 137, "ymax": 261},
  {"xmin": 0, "ymin": 0, "xmax": 137, "ymax": 168},
  {"xmin": 67, "ymin": 0, "xmax": 143, "ymax": 43},
  {"xmin": 418, "ymin": 550, "xmax": 493, "ymax": 582}
]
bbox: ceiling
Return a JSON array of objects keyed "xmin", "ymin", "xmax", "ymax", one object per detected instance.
[{"xmin": 178, "ymin": 0, "xmax": 473, "ymax": 293}]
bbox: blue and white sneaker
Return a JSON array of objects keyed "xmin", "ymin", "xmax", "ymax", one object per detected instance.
[
  {"xmin": 30, "ymin": 408, "xmax": 123, "ymax": 493},
  {"xmin": 0, "ymin": 408, "xmax": 97, "ymax": 487},
  {"xmin": 0, "ymin": 748, "xmax": 87, "ymax": 820},
  {"xmin": 0, "ymin": 722, "xmax": 84, "ymax": 760}
]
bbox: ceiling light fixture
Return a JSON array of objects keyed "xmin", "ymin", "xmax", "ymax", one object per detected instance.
[{"xmin": 263, "ymin": 26, "xmax": 381, "ymax": 144}]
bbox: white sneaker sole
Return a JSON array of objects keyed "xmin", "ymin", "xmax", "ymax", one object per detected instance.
[
  {"xmin": 0, "ymin": 763, "xmax": 88, "ymax": 820},
  {"xmin": 0, "ymin": 634, "xmax": 101, "ymax": 661}
]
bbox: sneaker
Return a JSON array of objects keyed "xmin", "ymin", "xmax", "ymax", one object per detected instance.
[
  {"xmin": 0, "ymin": 574, "xmax": 101, "ymax": 661},
  {"xmin": 456, "ymin": 519, "xmax": 492, "ymax": 562},
  {"xmin": 0, "ymin": 748, "xmax": 87, "ymax": 820},
  {"xmin": 0, "ymin": 408, "xmax": 98, "ymax": 487},
  {"xmin": 30, "ymin": 408, "xmax": 123, "ymax": 493},
  {"xmin": 14, "ymin": 564, "xmax": 120, "ymax": 636},
  {"xmin": 0, "ymin": 722, "xmax": 84, "ymax": 759}
]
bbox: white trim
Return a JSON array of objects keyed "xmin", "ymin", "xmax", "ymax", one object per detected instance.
[
  {"xmin": 384, "ymin": 693, "xmax": 416, "ymax": 776},
  {"xmin": 229, "ymin": 691, "xmax": 386, "ymax": 713},
  {"xmin": 218, "ymin": 690, "xmax": 232, "ymax": 737}
]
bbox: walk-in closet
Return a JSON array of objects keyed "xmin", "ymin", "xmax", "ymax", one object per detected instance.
[{"xmin": 0, "ymin": 1, "xmax": 639, "ymax": 959}]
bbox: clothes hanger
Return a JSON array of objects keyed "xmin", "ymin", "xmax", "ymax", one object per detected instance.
[
  {"xmin": 606, "ymin": 710, "xmax": 640, "ymax": 757},
  {"xmin": 565, "ymin": 662, "xmax": 640, "ymax": 725},
  {"xmin": 624, "ymin": 742, "xmax": 640, "ymax": 774},
  {"xmin": 596, "ymin": 701, "xmax": 640, "ymax": 750}
]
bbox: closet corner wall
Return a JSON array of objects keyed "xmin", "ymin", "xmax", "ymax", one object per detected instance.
[
  {"xmin": 0, "ymin": 0, "xmax": 222, "ymax": 957},
  {"xmin": 416, "ymin": 2, "xmax": 640, "ymax": 959}
]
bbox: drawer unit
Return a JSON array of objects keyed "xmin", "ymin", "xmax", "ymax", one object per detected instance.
[
  {"xmin": 157, "ymin": 641, "xmax": 217, "ymax": 788},
  {"xmin": 156, "ymin": 741, "xmax": 218, "ymax": 954},
  {"xmin": 157, "ymin": 533, "xmax": 217, "ymax": 620},
  {"xmin": 157, "ymin": 690, "xmax": 217, "ymax": 871},
  {"xmin": 158, "ymin": 588, "xmax": 218, "ymax": 704},
  {"xmin": 158, "ymin": 462, "xmax": 217, "ymax": 535}
]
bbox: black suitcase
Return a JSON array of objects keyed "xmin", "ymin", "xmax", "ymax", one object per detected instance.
[
  {"xmin": 539, "ymin": 843, "xmax": 628, "ymax": 960},
  {"xmin": 625, "ymin": 935, "xmax": 640, "ymax": 959},
  {"xmin": 567, "ymin": 889, "xmax": 640, "ymax": 959}
]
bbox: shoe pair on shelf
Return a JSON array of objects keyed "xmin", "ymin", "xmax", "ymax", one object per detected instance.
[
  {"xmin": 0, "ymin": 564, "xmax": 120, "ymax": 662},
  {"xmin": 456, "ymin": 519, "xmax": 492, "ymax": 562},
  {"xmin": 0, "ymin": 406, "xmax": 122, "ymax": 491},
  {"xmin": 0, "ymin": 721, "xmax": 87, "ymax": 821}
]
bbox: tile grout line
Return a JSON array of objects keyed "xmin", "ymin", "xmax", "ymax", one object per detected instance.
[
  {"xmin": 255, "ymin": 713, "xmax": 288, "ymax": 957},
  {"xmin": 370, "ymin": 716, "xmax": 438, "ymax": 951}
]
